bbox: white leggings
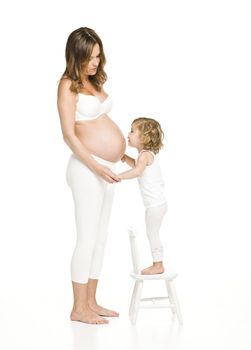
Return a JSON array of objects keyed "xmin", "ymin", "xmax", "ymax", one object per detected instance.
[
  {"xmin": 66, "ymin": 154, "xmax": 116, "ymax": 284},
  {"xmin": 145, "ymin": 202, "xmax": 168, "ymax": 262}
]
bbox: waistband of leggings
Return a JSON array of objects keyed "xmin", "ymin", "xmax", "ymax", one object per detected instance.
[
  {"xmin": 92, "ymin": 154, "xmax": 116, "ymax": 167},
  {"xmin": 71, "ymin": 153, "xmax": 116, "ymax": 168}
]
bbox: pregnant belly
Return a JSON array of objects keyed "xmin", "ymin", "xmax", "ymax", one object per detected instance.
[{"xmin": 75, "ymin": 115, "xmax": 126, "ymax": 162}]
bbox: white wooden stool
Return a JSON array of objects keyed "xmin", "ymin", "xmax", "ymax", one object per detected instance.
[{"xmin": 128, "ymin": 226, "xmax": 183, "ymax": 325}]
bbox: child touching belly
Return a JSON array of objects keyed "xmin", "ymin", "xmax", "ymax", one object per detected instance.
[{"xmin": 119, "ymin": 117, "xmax": 167, "ymax": 275}]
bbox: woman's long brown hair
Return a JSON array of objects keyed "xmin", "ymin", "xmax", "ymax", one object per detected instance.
[{"xmin": 61, "ymin": 27, "xmax": 107, "ymax": 93}]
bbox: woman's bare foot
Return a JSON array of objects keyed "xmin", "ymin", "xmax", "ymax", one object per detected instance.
[
  {"xmin": 141, "ymin": 262, "xmax": 165, "ymax": 275},
  {"xmin": 89, "ymin": 303, "xmax": 119, "ymax": 317},
  {"xmin": 70, "ymin": 307, "xmax": 109, "ymax": 324}
]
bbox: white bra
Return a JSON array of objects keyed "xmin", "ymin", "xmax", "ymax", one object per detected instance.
[{"xmin": 75, "ymin": 93, "xmax": 113, "ymax": 122}]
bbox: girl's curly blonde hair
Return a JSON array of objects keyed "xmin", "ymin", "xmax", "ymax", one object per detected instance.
[{"xmin": 132, "ymin": 117, "xmax": 164, "ymax": 154}]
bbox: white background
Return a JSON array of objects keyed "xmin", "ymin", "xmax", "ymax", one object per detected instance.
[{"xmin": 0, "ymin": 1, "xmax": 251, "ymax": 349}]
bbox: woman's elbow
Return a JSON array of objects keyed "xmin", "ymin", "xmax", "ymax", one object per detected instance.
[{"xmin": 63, "ymin": 133, "xmax": 74, "ymax": 146}]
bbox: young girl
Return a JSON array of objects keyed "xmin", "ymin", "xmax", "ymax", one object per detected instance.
[{"xmin": 119, "ymin": 117, "xmax": 168, "ymax": 275}]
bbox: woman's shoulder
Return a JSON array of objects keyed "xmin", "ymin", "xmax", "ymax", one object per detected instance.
[
  {"xmin": 58, "ymin": 77, "xmax": 72, "ymax": 90},
  {"xmin": 57, "ymin": 78, "xmax": 77, "ymax": 105},
  {"xmin": 58, "ymin": 77, "xmax": 77, "ymax": 97}
]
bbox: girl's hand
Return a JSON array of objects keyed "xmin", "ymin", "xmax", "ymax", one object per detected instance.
[
  {"xmin": 94, "ymin": 164, "xmax": 121, "ymax": 183},
  {"xmin": 121, "ymin": 155, "xmax": 126, "ymax": 162}
]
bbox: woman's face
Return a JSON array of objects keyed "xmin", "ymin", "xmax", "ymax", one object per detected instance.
[{"xmin": 84, "ymin": 43, "xmax": 100, "ymax": 76}]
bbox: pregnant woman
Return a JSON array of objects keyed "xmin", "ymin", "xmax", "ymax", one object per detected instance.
[{"xmin": 57, "ymin": 27, "xmax": 126, "ymax": 324}]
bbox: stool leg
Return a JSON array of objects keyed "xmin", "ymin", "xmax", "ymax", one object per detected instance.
[
  {"xmin": 165, "ymin": 280, "xmax": 176, "ymax": 315},
  {"xmin": 131, "ymin": 280, "xmax": 143, "ymax": 325},
  {"xmin": 129, "ymin": 281, "xmax": 137, "ymax": 319},
  {"xmin": 169, "ymin": 280, "xmax": 183, "ymax": 325}
]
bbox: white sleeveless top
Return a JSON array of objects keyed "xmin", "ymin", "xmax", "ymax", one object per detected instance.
[
  {"xmin": 75, "ymin": 93, "xmax": 113, "ymax": 121},
  {"xmin": 137, "ymin": 151, "xmax": 167, "ymax": 209}
]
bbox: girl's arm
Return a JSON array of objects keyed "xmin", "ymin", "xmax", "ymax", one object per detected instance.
[
  {"xmin": 121, "ymin": 154, "xmax": 136, "ymax": 168},
  {"xmin": 118, "ymin": 152, "xmax": 153, "ymax": 180},
  {"xmin": 57, "ymin": 79, "xmax": 120, "ymax": 183}
]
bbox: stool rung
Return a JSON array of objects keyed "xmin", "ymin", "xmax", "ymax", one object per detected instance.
[
  {"xmin": 140, "ymin": 304, "xmax": 172, "ymax": 309},
  {"xmin": 141, "ymin": 297, "xmax": 169, "ymax": 302}
]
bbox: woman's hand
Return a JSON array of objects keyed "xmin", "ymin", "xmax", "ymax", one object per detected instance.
[{"xmin": 94, "ymin": 164, "xmax": 121, "ymax": 183}]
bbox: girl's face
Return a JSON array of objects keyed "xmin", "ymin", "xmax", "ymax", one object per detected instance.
[
  {"xmin": 128, "ymin": 124, "xmax": 142, "ymax": 150},
  {"xmin": 84, "ymin": 43, "xmax": 100, "ymax": 76}
]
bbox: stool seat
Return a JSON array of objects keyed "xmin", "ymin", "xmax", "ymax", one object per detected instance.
[
  {"xmin": 130, "ymin": 270, "xmax": 178, "ymax": 281},
  {"xmin": 128, "ymin": 226, "xmax": 183, "ymax": 325}
]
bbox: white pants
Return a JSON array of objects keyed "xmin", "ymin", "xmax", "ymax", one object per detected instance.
[
  {"xmin": 66, "ymin": 154, "xmax": 116, "ymax": 284},
  {"xmin": 145, "ymin": 202, "xmax": 168, "ymax": 262}
]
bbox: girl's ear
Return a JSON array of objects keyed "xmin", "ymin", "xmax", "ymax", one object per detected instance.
[{"xmin": 143, "ymin": 135, "xmax": 151, "ymax": 144}]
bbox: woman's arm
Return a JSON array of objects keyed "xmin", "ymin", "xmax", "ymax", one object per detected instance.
[
  {"xmin": 57, "ymin": 79, "xmax": 120, "ymax": 183},
  {"xmin": 118, "ymin": 152, "xmax": 152, "ymax": 180},
  {"xmin": 121, "ymin": 154, "xmax": 136, "ymax": 168}
]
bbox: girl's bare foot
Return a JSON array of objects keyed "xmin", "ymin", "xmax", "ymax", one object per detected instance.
[
  {"xmin": 141, "ymin": 262, "xmax": 165, "ymax": 275},
  {"xmin": 89, "ymin": 303, "xmax": 119, "ymax": 317},
  {"xmin": 70, "ymin": 307, "xmax": 109, "ymax": 324}
]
